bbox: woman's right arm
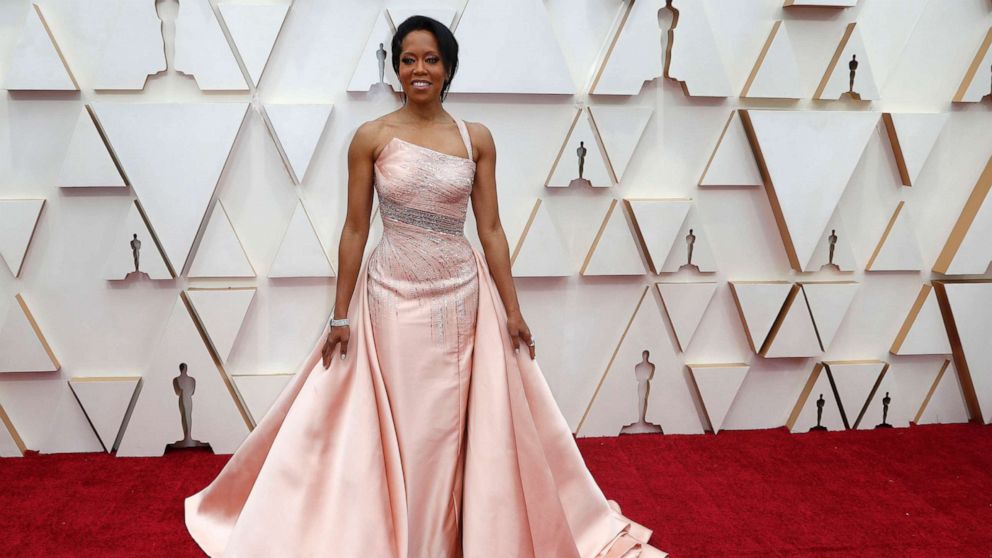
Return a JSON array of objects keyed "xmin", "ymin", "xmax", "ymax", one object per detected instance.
[{"xmin": 323, "ymin": 122, "xmax": 377, "ymax": 368}]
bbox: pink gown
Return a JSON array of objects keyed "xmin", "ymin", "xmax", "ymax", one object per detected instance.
[{"xmin": 184, "ymin": 118, "xmax": 667, "ymax": 558}]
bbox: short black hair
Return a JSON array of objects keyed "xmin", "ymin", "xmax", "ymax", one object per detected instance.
[{"xmin": 391, "ymin": 15, "xmax": 459, "ymax": 102}]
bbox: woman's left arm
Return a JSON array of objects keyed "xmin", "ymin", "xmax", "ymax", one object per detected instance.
[{"xmin": 468, "ymin": 121, "xmax": 536, "ymax": 360}]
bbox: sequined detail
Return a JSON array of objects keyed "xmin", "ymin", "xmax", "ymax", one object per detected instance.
[
  {"xmin": 379, "ymin": 196, "xmax": 465, "ymax": 236},
  {"xmin": 367, "ymin": 118, "xmax": 480, "ymax": 348}
]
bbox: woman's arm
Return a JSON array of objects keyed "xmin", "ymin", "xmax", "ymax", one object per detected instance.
[
  {"xmin": 323, "ymin": 122, "xmax": 377, "ymax": 366},
  {"xmin": 468, "ymin": 122, "xmax": 536, "ymax": 359}
]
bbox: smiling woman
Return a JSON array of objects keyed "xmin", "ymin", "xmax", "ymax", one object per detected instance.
[
  {"xmin": 392, "ymin": 15, "xmax": 459, "ymax": 103},
  {"xmin": 183, "ymin": 13, "xmax": 666, "ymax": 558}
]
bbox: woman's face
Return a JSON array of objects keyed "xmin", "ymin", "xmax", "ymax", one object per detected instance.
[{"xmin": 398, "ymin": 30, "xmax": 447, "ymax": 102}]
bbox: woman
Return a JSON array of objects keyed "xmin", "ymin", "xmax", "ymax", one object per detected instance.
[{"xmin": 185, "ymin": 15, "xmax": 666, "ymax": 558}]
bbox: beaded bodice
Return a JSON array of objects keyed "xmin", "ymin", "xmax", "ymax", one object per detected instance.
[
  {"xmin": 366, "ymin": 118, "xmax": 480, "ymax": 345},
  {"xmin": 372, "ymin": 120, "xmax": 476, "ymax": 237}
]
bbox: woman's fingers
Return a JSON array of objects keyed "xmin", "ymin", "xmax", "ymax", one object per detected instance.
[
  {"xmin": 522, "ymin": 329, "xmax": 536, "ymax": 360},
  {"xmin": 340, "ymin": 337, "xmax": 349, "ymax": 360},
  {"xmin": 322, "ymin": 338, "xmax": 338, "ymax": 369}
]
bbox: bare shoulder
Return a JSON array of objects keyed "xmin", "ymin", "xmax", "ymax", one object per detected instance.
[
  {"xmin": 350, "ymin": 114, "xmax": 398, "ymax": 157},
  {"xmin": 464, "ymin": 120, "xmax": 495, "ymax": 153}
]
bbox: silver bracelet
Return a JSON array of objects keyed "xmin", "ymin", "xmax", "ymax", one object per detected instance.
[{"xmin": 329, "ymin": 317, "xmax": 349, "ymax": 327}]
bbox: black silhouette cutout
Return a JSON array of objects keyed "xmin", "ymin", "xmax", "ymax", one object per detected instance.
[
  {"xmin": 809, "ymin": 393, "xmax": 828, "ymax": 431},
  {"xmin": 576, "ymin": 141, "xmax": 587, "ymax": 179},
  {"xmin": 167, "ymin": 363, "xmax": 210, "ymax": 450},
  {"xmin": 848, "ymin": 54, "xmax": 858, "ymax": 94},
  {"xmin": 875, "ymin": 391, "xmax": 893, "ymax": 429},
  {"xmin": 828, "ymin": 229, "xmax": 838, "ymax": 266},
  {"xmin": 620, "ymin": 350, "xmax": 663, "ymax": 435},
  {"xmin": 686, "ymin": 228, "xmax": 696, "ymax": 267},
  {"xmin": 130, "ymin": 233, "xmax": 142, "ymax": 273}
]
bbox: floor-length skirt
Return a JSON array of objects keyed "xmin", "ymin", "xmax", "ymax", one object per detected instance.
[{"xmin": 184, "ymin": 246, "xmax": 666, "ymax": 557}]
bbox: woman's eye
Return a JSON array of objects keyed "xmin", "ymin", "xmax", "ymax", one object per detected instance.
[
  {"xmin": 402, "ymin": 58, "xmax": 414, "ymax": 64},
  {"xmin": 426, "ymin": 57, "xmax": 439, "ymax": 63}
]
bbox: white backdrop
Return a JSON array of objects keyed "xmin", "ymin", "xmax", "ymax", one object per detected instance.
[{"xmin": 0, "ymin": 0, "xmax": 990, "ymax": 455}]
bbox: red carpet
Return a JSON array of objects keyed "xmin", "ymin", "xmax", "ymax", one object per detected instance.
[{"xmin": 2, "ymin": 422, "xmax": 991, "ymax": 557}]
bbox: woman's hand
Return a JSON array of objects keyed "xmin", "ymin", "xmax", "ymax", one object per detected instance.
[
  {"xmin": 506, "ymin": 310, "xmax": 536, "ymax": 360},
  {"xmin": 322, "ymin": 325, "xmax": 350, "ymax": 368}
]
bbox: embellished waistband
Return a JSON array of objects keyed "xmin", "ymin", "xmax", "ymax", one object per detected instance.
[{"xmin": 378, "ymin": 197, "xmax": 465, "ymax": 236}]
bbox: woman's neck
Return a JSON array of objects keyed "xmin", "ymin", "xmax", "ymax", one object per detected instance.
[{"xmin": 398, "ymin": 102, "xmax": 448, "ymax": 125}]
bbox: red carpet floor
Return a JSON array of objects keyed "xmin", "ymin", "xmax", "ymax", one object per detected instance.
[{"xmin": 2, "ymin": 422, "xmax": 991, "ymax": 557}]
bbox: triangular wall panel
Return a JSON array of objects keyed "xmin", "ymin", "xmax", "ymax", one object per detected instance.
[
  {"xmin": 806, "ymin": 210, "xmax": 857, "ymax": 272},
  {"xmin": 866, "ymin": 201, "xmax": 923, "ymax": 271},
  {"xmin": 664, "ymin": 0, "xmax": 732, "ymax": 97},
  {"xmin": 591, "ymin": 0, "xmax": 665, "ymax": 95},
  {"xmin": 802, "ymin": 281, "xmax": 859, "ymax": 351},
  {"xmin": 741, "ymin": 21, "xmax": 803, "ymax": 100},
  {"xmin": 916, "ymin": 360, "xmax": 970, "ymax": 425},
  {"xmin": 93, "ymin": 102, "xmax": 249, "ymax": 274},
  {"xmin": 933, "ymin": 154, "xmax": 992, "ymax": 275},
  {"xmin": 656, "ymin": 282, "xmax": 718, "ymax": 352},
  {"xmin": 268, "ymin": 200, "xmax": 336, "ymax": 278},
  {"xmin": 814, "ymin": 23, "xmax": 879, "ymax": 100},
  {"xmin": 881, "ymin": 113, "xmax": 948, "ymax": 186},
  {"xmin": 116, "ymin": 293, "xmax": 251, "ymax": 456},
  {"xmin": 787, "ymin": 363, "xmax": 845, "ymax": 432},
  {"xmin": 510, "ymin": 199, "xmax": 572, "ymax": 277},
  {"xmin": 934, "ymin": 280, "xmax": 992, "ymax": 424},
  {"xmin": 729, "ymin": 281, "xmax": 793, "ymax": 353},
  {"xmin": 824, "ymin": 360, "xmax": 887, "ymax": 429},
  {"xmin": 699, "ymin": 111, "xmax": 763, "ymax": 188},
  {"xmin": 68, "ymin": 377, "xmax": 141, "ymax": 452},
  {"xmin": 660, "ymin": 206, "xmax": 717, "ymax": 273},
  {"xmin": 741, "ymin": 109, "xmax": 879, "ymax": 271},
  {"xmin": 186, "ymin": 287, "xmax": 256, "ymax": 363},
  {"xmin": 174, "ymin": 0, "xmax": 248, "ymax": 90},
  {"xmin": 0, "ymin": 294, "xmax": 60, "ymax": 373},
  {"xmin": 580, "ymin": 200, "xmax": 645, "ymax": 276},
  {"xmin": 546, "ymin": 109, "xmax": 612, "ymax": 188},
  {"xmin": 890, "ymin": 284, "xmax": 952, "ymax": 356},
  {"xmin": 762, "ymin": 284, "xmax": 822, "ymax": 358},
  {"xmin": 688, "ymin": 364, "xmax": 749, "ymax": 433},
  {"xmin": 93, "ymin": 1, "xmax": 165, "ymax": 90},
  {"xmin": 0, "ymin": 404, "xmax": 27, "ymax": 457},
  {"xmin": 578, "ymin": 287, "xmax": 660, "ymax": 437},
  {"xmin": 57, "ymin": 107, "xmax": 127, "ymax": 188},
  {"xmin": 102, "ymin": 201, "xmax": 174, "ymax": 280},
  {"xmin": 3, "ymin": 4, "xmax": 77, "ymax": 91},
  {"xmin": 0, "ymin": 199, "xmax": 45, "ymax": 278},
  {"xmin": 262, "ymin": 103, "xmax": 334, "ymax": 185},
  {"xmin": 451, "ymin": 0, "xmax": 574, "ymax": 94},
  {"xmin": 625, "ymin": 198, "xmax": 692, "ymax": 274},
  {"xmin": 588, "ymin": 105, "xmax": 653, "ymax": 183},
  {"xmin": 953, "ymin": 27, "xmax": 992, "ymax": 103},
  {"xmin": 218, "ymin": 1, "xmax": 290, "ymax": 88},
  {"xmin": 188, "ymin": 201, "xmax": 256, "ymax": 278}
]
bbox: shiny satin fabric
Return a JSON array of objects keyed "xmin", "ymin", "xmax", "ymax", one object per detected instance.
[{"xmin": 184, "ymin": 120, "xmax": 667, "ymax": 557}]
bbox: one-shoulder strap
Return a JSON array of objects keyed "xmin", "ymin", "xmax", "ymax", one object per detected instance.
[{"xmin": 455, "ymin": 118, "xmax": 473, "ymax": 160}]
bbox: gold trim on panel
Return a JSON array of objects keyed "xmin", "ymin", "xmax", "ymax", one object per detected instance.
[
  {"xmin": 575, "ymin": 284, "xmax": 650, "ymax": 434},
  {"xmin": 932, "ymin": 154, "xmax": 992, "ymax": 273},
  {"xmin": 813, "ymin": 22, "xmax": 857, "ymax": 100},
  {"xmin": 953, "ymin": 26, "xmax": 992, "ymax": 103},
  {"xmin": 741, "ymin": 21, "xmax": 781, "ymax": 98},
  {"xmin": 866, "ymin": 201, "xmax": 906, "ymax": 270},
  {"xmin": 913, "ymin": 358, "xmax": 951, "ymax": 424},
  {"xmin": 0, "ymin": 403, "xmax": 27, "ymax": 455},
  {"xmin": 889, "ymin": 283, "xmax": 933, "ymax": 354}
]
